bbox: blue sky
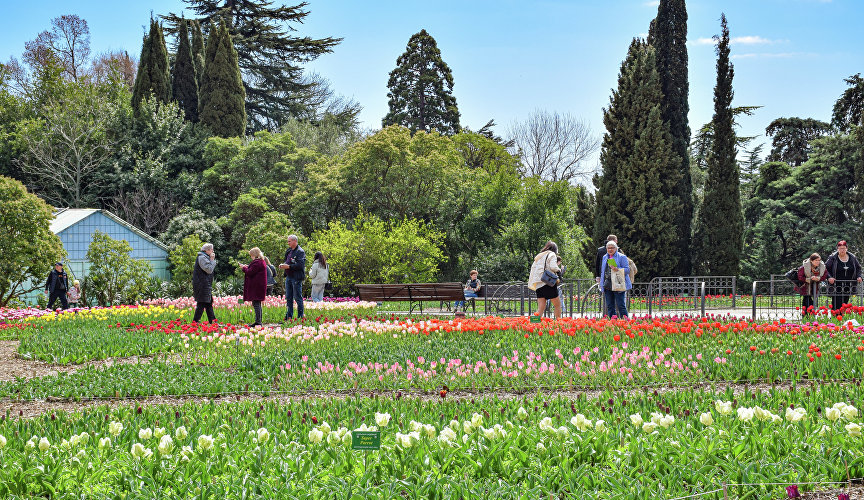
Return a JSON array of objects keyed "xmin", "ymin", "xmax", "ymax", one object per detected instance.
[{"xmin": 2, "ymin": 0, "xmax": 861, "ymax": 169}]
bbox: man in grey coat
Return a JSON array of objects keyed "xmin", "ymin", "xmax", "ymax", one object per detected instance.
[{"xmin": 192, "ymin": 243, "xmax": 217, "ymax": 323}]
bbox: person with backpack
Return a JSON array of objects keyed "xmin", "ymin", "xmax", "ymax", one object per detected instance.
[
  {"xmin": 796, "ymin": 253, "xmax": 828, "ymax": 317},
  {"xmin": 528, "ymin": 241, "xmax": 563, "ymax": 320},
  {"xmin": 44, "ymin": 262, "xmax": 69, "ymax": 310},
  {"xmin": 824, "ymin": 240, "xmax": 863, "ymax": 312},
  {"xmin": 308, "ymin": 251, "xmax": 330, "ymax": 302},
  {"xmin": 264, "ymin": 256, "xmax": 277, "ymax": 296}
]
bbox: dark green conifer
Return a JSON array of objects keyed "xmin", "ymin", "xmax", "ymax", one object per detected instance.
[
  {"xmin": 648, "ymin": 0, "xmax": 692, "ymax": 275},
  {"xmin": 593, "ymin": 39, "xmax": 682, "ymax": 278},
  {"xmin": 694, "ymin": 14, "xmax": 743, "ymax": 275},
  {"xmin": 172, "ymin": 19, "xmax": 199, "ymax": 122},
  {"xmin": 199, "ymin": 20, "xmax": 246, "ymax": 137},
  {"xmin": 190, "ymin": 20, "xmax": 206, "ymax": 89},
  {"xmin": 131, "ymin": 19, "xmax": 171, "ymax": 113},
  {"xmin": 383, "ymin": 29, "xmax": 460, "ymax": 135}
]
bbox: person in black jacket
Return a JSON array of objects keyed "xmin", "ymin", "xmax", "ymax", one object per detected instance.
[
  {"xmin": 192, "ymin": 243, "xmax": 217, "ymax": 323},
  {"xmin": 44, "ymin": 262, "xmax": 69, "ymax": 310},
  {"xmin": 594, "ymin": 235, "xmax": 618, "ymax": 284},
  {"xmin": 825, "ymin": 240, "xmax": 863, "ymax": 312},
  {"xmin": 278, "ymin": 234, "xmax": 306, "ymax": 320}
]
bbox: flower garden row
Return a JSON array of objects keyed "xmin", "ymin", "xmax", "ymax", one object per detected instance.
[
  {"xmin": 0, "ymin": 388, "xmax": 862, "ymax": 498},
  {"xmin": 1, "ymin": 305, "xmax": 863, "ymax": 400}
]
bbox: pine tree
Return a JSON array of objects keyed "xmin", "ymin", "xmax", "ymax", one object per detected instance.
[
  {"xmin": 163, "ymin": 1, "xmax": 347, "ymax": 131},
  {"xmin": 190, "ymin": 20, "xmax": 206, "ymax": 89},
  {"xmin": 199, "ymin": 20, "xmax": 246, "ymax": 137},
  {"xmin": 172, "ymin": 19, "xmax": 199, "ymax": 122},
  {"xmin": 694, "ymin": 14, "xmax": 742, "ymax": 276},
  {"xmin": 131, "ymin": 19, "xmax": 171, "ymax": 113},
  {"xmin": 593, "ymin": 39, "xmax": 682, "ymax": 278},
  {"xmin": 648, "ymin": 0, "xmax": 692, "ymax": 275},
  {"xmin": 383, "ymin": 29, "xmax": 460, "ymax": 135}
]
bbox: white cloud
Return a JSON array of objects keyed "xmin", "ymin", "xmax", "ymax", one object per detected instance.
[
  {"xmin": 731, "ymin": 52, "xmax": 817, "ymax": 60},
  {"xmin": 690, "ymin": 35, "xmax": 788, "ymax": 46},
  {"xmin": 643, "ymin": 0, "xmax": 660, "ymax": 6}
]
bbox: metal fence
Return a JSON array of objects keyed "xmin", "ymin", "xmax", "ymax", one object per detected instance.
[{"xmin": 437, "ymin": 275, "xmax": 864, "ymax": 320}]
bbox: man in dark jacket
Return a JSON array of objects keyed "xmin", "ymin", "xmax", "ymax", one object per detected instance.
[
  {"xmin": 192, "ymin": 243, "xmax": 217, "ymax": 323},
  {"xmin": 45, "ymin": 262, "xmax": 69, "ymax": 310},
  {"xmin": 279, "ymin": 234, "xmax": 306, "ymax": 320},
  {"xmin": 594, "ymin": 235, "xmax": 618, "ymax": 283}
]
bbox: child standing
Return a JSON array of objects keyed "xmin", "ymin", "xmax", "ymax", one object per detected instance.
[{"xmin": 68, "ymin": 280, "xmax": 82, "ymax": 308}]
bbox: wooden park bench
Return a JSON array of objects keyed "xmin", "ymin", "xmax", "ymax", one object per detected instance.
[{"xmin": 356, "ymin": 283, "xmax": 465, "ymax": 314}]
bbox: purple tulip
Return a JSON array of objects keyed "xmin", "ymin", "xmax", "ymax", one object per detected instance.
[
  {"xmin": 786, "ymin": 485, "xmax": 800, "ymax": 498},
  {"xmin": 837, "ymin": 494, "xmax": 850, "ymax": 500}
]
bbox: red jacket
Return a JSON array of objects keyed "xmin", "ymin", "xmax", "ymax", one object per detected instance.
[
  {"xmin": 796, "ymin": 265, "xmax": 827, "ymax": 296},
  {"xmin": 242, "ymin": 258, "xmax": 267, "ymax": 301}
]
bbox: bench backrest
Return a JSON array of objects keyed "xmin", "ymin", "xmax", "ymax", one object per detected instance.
[{"xmin": 356, "ymin": 283, "xmax": 465, "ymax": 302}]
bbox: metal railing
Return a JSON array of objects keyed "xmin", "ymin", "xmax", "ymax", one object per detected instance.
[{"xmin": 751, "ymin": 279, "xmax": 864, "ymax": 320}]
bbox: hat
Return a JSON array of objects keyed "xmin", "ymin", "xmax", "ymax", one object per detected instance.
[{"xmin": 55, "ymin": 262, "xmax": 63, "ymax": 267}]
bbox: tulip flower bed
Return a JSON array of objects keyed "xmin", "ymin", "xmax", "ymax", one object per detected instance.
[
  {"xmin": 0, "ymin": 386, "xmax": 863, "ymax": 498},
  {"xmin": 3, "ymin": 315, "xmax": 864, "ymax": 400}
]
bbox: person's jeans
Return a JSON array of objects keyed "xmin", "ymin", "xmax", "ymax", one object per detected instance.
[
  {"xmin": 252, "ymin": 300, "xmax": 263, "ymax": 325},
  {"xmin": 311, "ymin": 284, "xmax": 325, "ymax": 302},
  {"xmin": 193, "ymin": 301, "xmax": 216, "ymax": 323},
  {"xmin": 456, "ymin": 291, "xmax": 478, "ymax": 310},
  {"xmin": 48, "ymin": 290, "xmax": 69, "ymax": 310},
  {"xmin": 603, "ymin": 289, "xmax": 628, "ymax": 318},
  {"xmin": 285, "ymin": 278, "xmax": 304, "ymax": 319}
]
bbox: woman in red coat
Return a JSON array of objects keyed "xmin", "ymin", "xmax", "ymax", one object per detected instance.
[{"xmin": 241, "ymin": 247, "xmax": 268, "ymax": 327}]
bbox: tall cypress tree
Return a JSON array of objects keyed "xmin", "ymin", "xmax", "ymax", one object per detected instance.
[
  {"xmin": 694, "ymin": 14, "xmax": 742, "ymax": 276},
  {"xmin": 648, "ymin": 0, "xmax": 692, "ymax": 275},
  {"xmin": 383, "ymin": 29, "xmax": 460, "ymax": 135},
  {"xmin": 593, "ymin": 39, "xmax": 682, "ymax": 278},
  {"xmin": 190, "ymin": 20, "xmax": 206, "ymax": 89},
  {"xmin": 131, "ymin": 19, "xmax": 171, "ymax": 113},
  {"xmin": 172, "ymin": 19, "xmax": 199, "ymax": 122},
  {"xmin": 199, "ymin": 20, "xmax": 246, "ymax": 137}
]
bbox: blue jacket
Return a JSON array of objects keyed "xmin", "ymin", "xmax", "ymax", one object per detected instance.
[{"xmin": 599, "ymin": 251, "xmax": 632, "ymax": 290}]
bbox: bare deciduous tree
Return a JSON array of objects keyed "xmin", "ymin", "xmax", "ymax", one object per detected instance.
[
  {"xmin": 23, "ymin": 14, "xmax": 91, "ymax": 82},
  {"xmin": 91, "ymin": 50, "xmax": 138, "ymax": 90},
  {"xmin": 16, "ymin": 90, "xmax": 115, "ymax": 207},
  {"xmin": 507, "ymin": 110, "xmax": 600, "ymax": 183},
  {"xmin": 108, "ymin": 187, "xmax": 180, "ymax": 236}
]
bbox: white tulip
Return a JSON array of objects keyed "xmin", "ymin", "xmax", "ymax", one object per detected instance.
[
  {"xmin": 595, "ymin": 420, "xmax": 607, "ymax": 432},
  {"xmin": 826, "ymin": 407, "xmax": 842, "ymax": 422},
  {"xmin": 319, "ymin": 422, "xmax": 331, "ymax": 436},
  {"xmin": 175, "ymin": 426, "xmax": 188, "ymax": 441},
  {"xmin": 714, "ymin": 400, "xmax": 734, "ymax": 416},
  {"xmin": 471, "ymin": 413, "xmax": 483, "ymax": 428},
  {"xmin": 842, "ymin": 405, "xmax": 858, "ymax": 420},
  {"xmin": 374, "ymin": 412, "xmax": 391, "ymax": 427},
  {"xmin": 138, "ymin": 428, "xmax": 153, "ymax": 440},
  {"xmin": 197, "ymin": 434, "xmax": 214, "ymax": 451},
  {"xmin": 737, "ymin": 407, "xmax": 754, "ymax": 422},
  {"xmin": 98, "ymin": 437, "xmax": 111, "ymax": 450},
  {"xmin": 154, "ymin": 427, "xmax": 166, "ymax": 439},
  {"xmin": 846, "ymin": 422, "xmax": 862, "ymax": 437},
  {"xmin": 39, "ymin": 437, "xmax": 50, "ymax": 452},
  {"xmin": 517, "ymin": 407, "xmax": 529, "ymax": 421},
  {"xmin": 699, "ymin": 412, "xmax": 714, "ymax": 427},
  {"xmin": 158, "ymin": 435, "xmax": 174, "ymax": 456},
  {"xmin": 131, "ymin": 442, "xmax": 147, "ymax": 459},
  {"xmin": 642, "ymin": 422, "xmax": 658, "ymax": 433},
  {"xmin": 0, "ymin": 434, "xmax": 6, "ymax": 449},
  {"xmin": 438, "ymin": 427, "xmax": 457, "ymax": 445},
  {"xmin": 570, "ymin": 414, "xmax": 592, "ymax": 432},
  {"xmin": 409, "ymin": 420, "xmax": 422, "ymax": 432},
  {"xmin": 659, "ymin": 415, "xmax": 675, "ymax": 429},
  {"xmin": 630, "ymin": 414, "xmax": 644, "ymax": 427},
  {"xmin": 109, "ymin": 421, "xmax": 123, "ymax": 437},
  {"xmin": 257, "ymin": 428, "xmax": 270, "ymax": 444},
  {"xmin": 423, "ymin": 424, "xmax": 436, "ymax": 439},
  {"xmin": 308, "ymin": 428, "xmax": 324, "ymax": 444}
]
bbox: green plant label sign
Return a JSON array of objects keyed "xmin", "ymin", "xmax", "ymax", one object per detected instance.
[
  {"xmin": 530, "ymin": 315, "xmax": 542, "ymax": 323},
  {"xmin": 351, "ymin": 431, "xmax": 380, "ymax": 450}
]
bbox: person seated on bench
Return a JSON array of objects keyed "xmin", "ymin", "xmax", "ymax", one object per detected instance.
[{"xmin": 455, "ymin": 270, "xmax": 481, "ymax": 311}]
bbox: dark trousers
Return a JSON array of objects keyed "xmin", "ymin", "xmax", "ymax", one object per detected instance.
[
  {"xmin": 285, "ymin": 278, "xmax": 304, "ymax": 319},
  {"xmin": 193, "ymin": 301, "xmax": 216, "ymax": 323},
  {"xmin": 604, "ymin": 289, "xmax": 628, "ymax": 318},
  {"xmin": 252, "ymin": 300, "xmax": 263, "ymax": 325},
  {"xmin": 802, "ymin": 295, "xmax": 815, "ymax": 315},
  {"xmin": 47, "ymin": 290, "xmax": 68, "ymax": 310}
]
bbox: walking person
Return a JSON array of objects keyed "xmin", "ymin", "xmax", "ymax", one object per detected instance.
[
  {"xmin": 279, "ymin": 234, "xmax": 306, "ymax": 320},
  {"xmin": 825, "ymin": 240, "xmax": 863, "ymax": 312},
  {"xmin": 264, "ymin": 256, "xmax": 277, "ymax": 296},
  {"xmin": 528, "ymin": 241, "xmax": 563, "ymax": 320},
  {"xmin": 594, "ymin": 235, "xmax": 617, "ymax": 284},
  {"xmin": 308, "ymin": 251, "xmax": 329, "ymax": 302},
  {"xmin": 796, "ymin": 253, "xmax": 827, "ymax": 317},
  {"xmin": 67, "ymin": 280, "xmax": 82, "ymax": 309},
  {"xmin": 240, "ymin": 247, "xmax": 267, "ymax": 327},
  {"xmin": 44, "ymin": 262, "xmax": 69, "ymax": 310},
  {"xmin": 192, "ymin": 243, "xmax": 217, "ymax": 324},
  {"xmin": 599, "ymin": 241, "xmax": 631, "ymax": 319}
]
